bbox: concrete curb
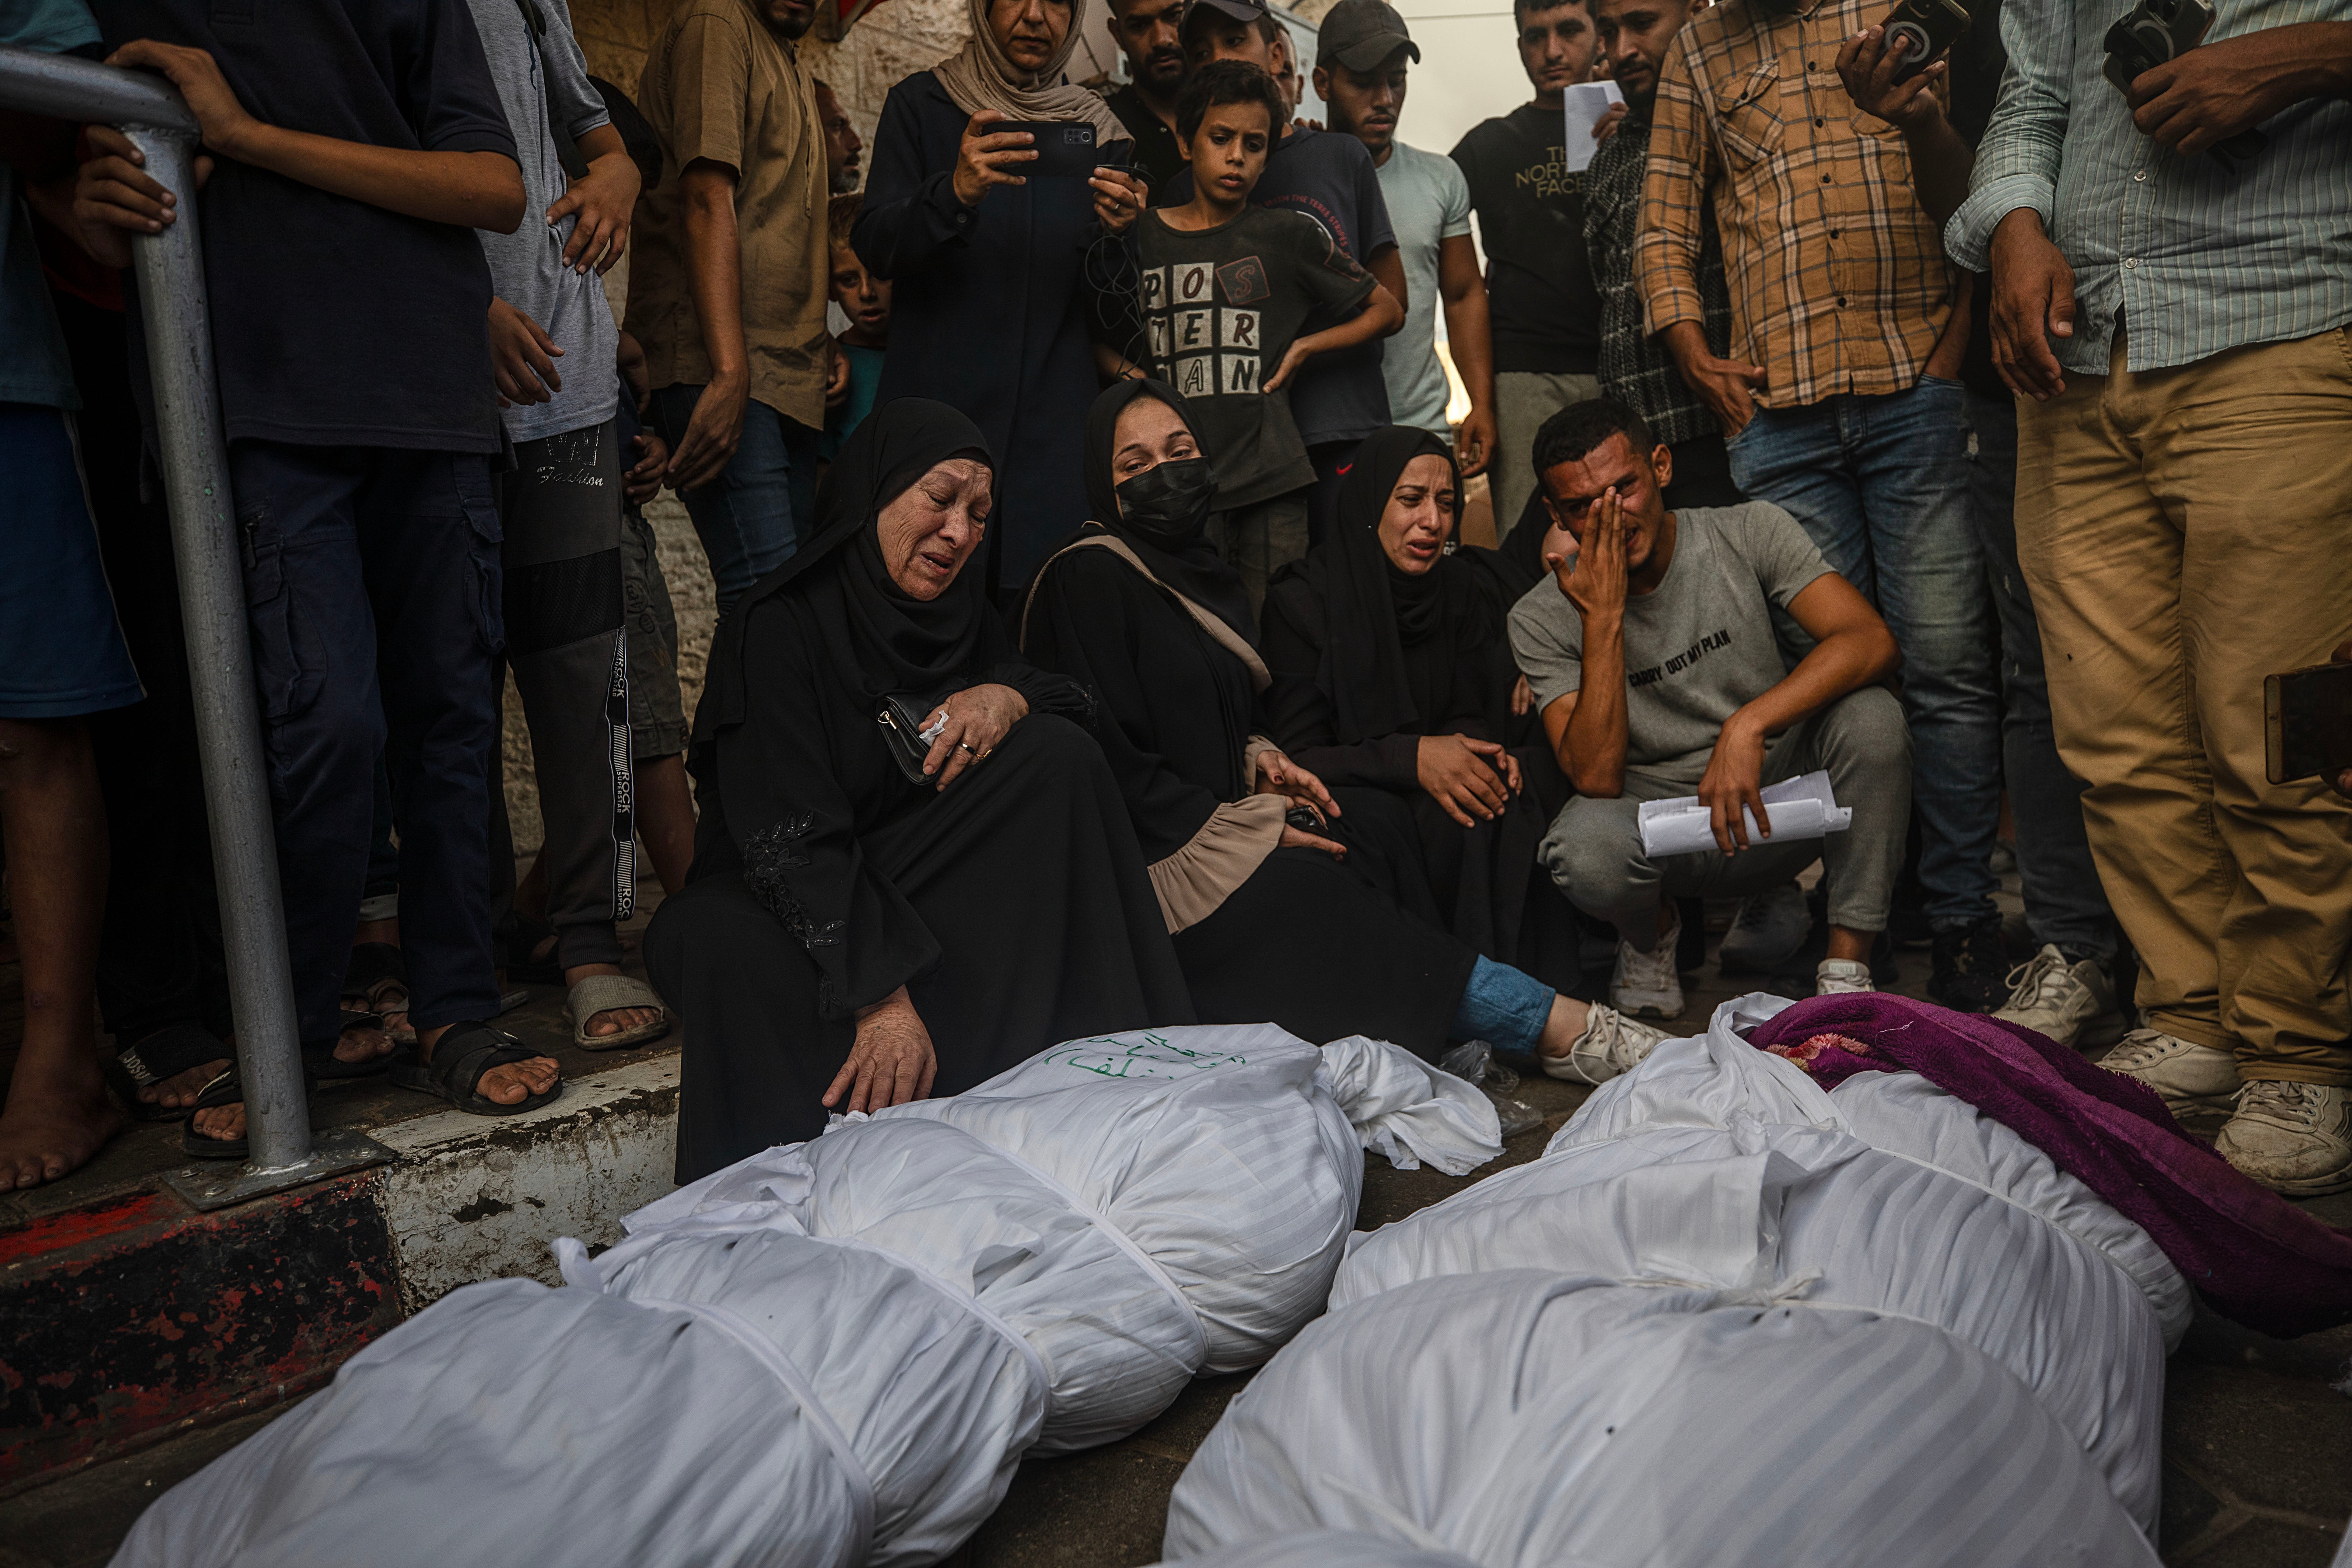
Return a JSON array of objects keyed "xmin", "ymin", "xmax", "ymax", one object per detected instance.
[{"xmin": 0, "ymin": 1049, "xmax": 682, "ymax": 1492}]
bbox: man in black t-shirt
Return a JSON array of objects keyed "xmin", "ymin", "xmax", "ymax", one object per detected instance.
[
  {"xmin": 1451, "ymin": 0, "xmax": 1606, "ymax": 536},
  {"xmin": 1101, "ymin": 0, "xmax": 1190, "ymax": 194},
  {"xmin": 74, "ymin": 6, "xmax": 566, "ymax": 1143},
  {"xmin": 1834, "ymin": 9, "xmax": 2122, "ymax": 1057},
  {"xmin": 1163, "ymin": 0, "xmax": 1405, "ymax": 545}
]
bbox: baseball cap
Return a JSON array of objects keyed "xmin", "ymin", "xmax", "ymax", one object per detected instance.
[
  {"xmin": 1180, "ymin": 0, "xmax": 1274, "ymax": 33},
  {"xmin": 1315, "ymin": 0, "xmax": 1419, "ymax": 71}
]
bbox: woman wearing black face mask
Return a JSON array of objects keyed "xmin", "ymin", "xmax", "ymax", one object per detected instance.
[{"xmin": 1022, "ymin": 381, "xmax": 1665, "ymax": 1076}]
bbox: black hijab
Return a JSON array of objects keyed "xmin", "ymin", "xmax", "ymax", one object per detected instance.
[
  {"xmin": 1079, "ymin": 379, "xmax": 1257, "ymax": 646},
  {"xmin": 1311, "ymin": 425, "xmax": 1464, "ymax": 743},
  {"xmin": 697, "ymin": 399, "xmax": 994, "ymax": 740}
]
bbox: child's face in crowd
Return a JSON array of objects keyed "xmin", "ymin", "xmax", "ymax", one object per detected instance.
[
  {"xmin": 1539, "ymin": 432, "xmax": 1671, "ymax": 571},
  {"xmin": 1377, "ymin": 453, "xmax": 1458, "ymax": 576},
  {"xmin": 830, "ymin": 245, "xmax": 892, "ymax": 339},
  {"xmin": 989, "ymin": 0, "xmax": 1075, "ymax": 74},
  {"xmin": 1184, "ymin": 102, "xmax": 1274, "ymax": 208},
  {"xmin": 1319, "ymin": 50, "xmax": 1410, "ymax": 155},
  {"xmin": 1517, "ymin": 0, "xmax": 1597, "ymax": 96},
  {"xmin": 1185, "ymin": 15, "xmax": 1277, "ymax": 72}
]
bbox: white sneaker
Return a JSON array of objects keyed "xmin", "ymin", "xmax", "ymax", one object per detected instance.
[
  {"xmin": 1719, "ymin": 882, "xmax": 1812, "ymax": 972},
  {"xmin": 2100, "ymin": 1028, "xmax": 2240, "ymax": 1120},
  {"xmin": 1540, "ymin": 1003, "xmax": 1669, "ymax": 1085},
  {"xmin": 1992, "ymin": 944, "xmax": 2124, "ymax": 1051},
  {"xmin": 1611, "ymin": 909, "xmax": 1684, "ymax": 1020},
  {"xmin": 1814, "ymin": 958, "xmax": 1874, "ymax": 995},
  {"xmin": 2215, "ymin": 1081, "xmax": 2352, "ymax": 1196}
]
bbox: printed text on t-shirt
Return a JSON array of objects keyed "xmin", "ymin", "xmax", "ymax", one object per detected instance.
[
  {"xmin": 1142, "ymin": 262, "xmax": 1267, "ymax": 401},
  {"xmin": 1626, "ymin": 626, "xmax": 1732, "ymax": 690}
]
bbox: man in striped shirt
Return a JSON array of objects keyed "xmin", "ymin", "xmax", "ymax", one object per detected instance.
[
  {"xmin": 1635, "ymin": 0, "xmax": 2008, "ymax": 1013},
  {"xmin": 1949, "ymin": 0, "xmax": 2352, "ymax": 1194}
]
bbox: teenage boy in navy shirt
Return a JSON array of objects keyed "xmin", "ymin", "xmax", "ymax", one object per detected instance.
[
  {"xmin": 72, "ymin": 4, "xmax": 564, "ymax": 1149},
  {"xmin": 1162, "ymin": 0, "xmax": 1404, "ymax": 544}
]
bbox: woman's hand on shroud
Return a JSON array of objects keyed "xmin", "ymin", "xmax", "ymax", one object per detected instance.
[
  {"xmin": 828, "ymin": 987, "xmax": 938, "ymax": 1114},
  {"xmin": 923, "ymin": 683, "xmax": 1029, "ymax": 790}
]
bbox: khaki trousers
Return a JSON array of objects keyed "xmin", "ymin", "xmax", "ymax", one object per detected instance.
[{"xmin": 2015, "ymin": 328, "xmax": 2352, "ymax": 1082}]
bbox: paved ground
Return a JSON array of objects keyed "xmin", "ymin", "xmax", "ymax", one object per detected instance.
[{"xmin": 5, "ymin": 899, "xmax": 2350, "ymax": 1566}]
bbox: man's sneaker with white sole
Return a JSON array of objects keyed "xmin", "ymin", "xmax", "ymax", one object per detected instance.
[
  {"xmin": 1719, "ymin": 881, "xmax": 1811, "ymax": 972},
  {"xmin": 1814, "ymin": 959, "xmax": 1874, "ymax": 995},
  {"xmin": 1611, "ymin": 908, "xmax": 1684, "ymax": 1020},
  {"xmin": 1994, "ymin": 945, "xmax": 2124, "ymax": 1050},
  {"xmin": 1540, "ymin": 1003, "xmax": 1670, "ymax": 1085},
  {"xmin": 2100, "ymin": 1028, "xmax": 2240, "ymax": 1121},
  {"xmin": 2215, "ymin": 1082, "xmax": 2352, "ymax": 1196}
]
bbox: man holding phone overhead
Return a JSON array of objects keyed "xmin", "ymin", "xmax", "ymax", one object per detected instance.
[
  {"xmin": 1942, "ymin": 0, "xmax": 2352, "ymax": 1192},
  {"xmin": 854, "ymin": 0, "xmax": 1148, "ymax": 594},
  {"xmin": 1636, "ymin": 0, "xmax": 2008, "ymax": 1018}
]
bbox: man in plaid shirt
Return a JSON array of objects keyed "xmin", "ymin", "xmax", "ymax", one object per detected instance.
[
  {"xmin": 1634, "ymin": 0, "xmax": 2008, "ymax": 1013},
  {"xmin": 1582, "ymin": 0, "xmax": 1742, "ymax": 513}
]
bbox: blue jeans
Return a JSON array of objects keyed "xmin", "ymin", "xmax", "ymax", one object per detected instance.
[
  {"xmin": 1963, "ymin": 391, "xmax": 2116, "ymax": 962},
  {"xmin": 650, "ymin": 386, "xmax": 818, "ymax": 620},
  {"xmin": 1451, "ymin": 955, "xmax": 1554, "ymax": 1056},
  {"xmin": 1726, "ymin": 377, "xmax": 2002, "ymax": 932}
]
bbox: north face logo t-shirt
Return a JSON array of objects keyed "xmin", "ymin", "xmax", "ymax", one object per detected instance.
[{"xmin": 1136, "ymin": 205, "xmax": 1375, "ymax": 509}]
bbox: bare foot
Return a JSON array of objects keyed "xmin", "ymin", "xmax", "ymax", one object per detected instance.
[
  {"xmin": 418, "ymin": 1023, "xmax": 560, "ymax": 1106},
  {"xmin": 187, "ymin": 1098, "xmax": 243, "ymax": 1149},
  {"xmin": 0, "ymin": 1059, "xmax": 130, "ymax": 1190},
  {"xmin": 331, "ymin": 1012, "xmax": 399, "ymax": 1067},
  {"xmin": 141, "ymin": 1054, "xmax": 233, "ymax": 1110},
  {"xmin": 565, "ymin": 961, "xmax": 663, "ymax": 1038}
]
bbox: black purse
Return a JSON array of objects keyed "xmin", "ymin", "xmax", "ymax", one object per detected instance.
[{"xmin": 876, "ymin": 690, "xmax": 954, "ymax": 784}]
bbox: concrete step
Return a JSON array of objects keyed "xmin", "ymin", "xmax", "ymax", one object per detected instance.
[{"xmin": 0, "ymin": 983, "xmax": 681, "ymax": 1496}]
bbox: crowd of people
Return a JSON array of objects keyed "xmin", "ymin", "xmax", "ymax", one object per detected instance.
[{"xmin": 1, "ymin": 0, "xmax": 2346, "ymax": 1195}]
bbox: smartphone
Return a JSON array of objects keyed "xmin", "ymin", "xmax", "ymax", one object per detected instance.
[
  {"xmin": 997, "ymin": 121, "xmax": 1130, "ymax": 178},
  {"xmin": 1882, "ymin": 0, "xmax": 1970, "ymax": 83},
  {"xmin": 2264, "ymin": 661, "xmax": 2352, "ymax": 785}
]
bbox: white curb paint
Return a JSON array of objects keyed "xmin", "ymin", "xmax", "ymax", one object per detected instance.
[{"xmin": 372, "ymin": 1052, "xmax": 680, "ymax": 1315}]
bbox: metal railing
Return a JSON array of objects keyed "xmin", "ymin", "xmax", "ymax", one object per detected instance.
[{"xmin": 0, "ymin": 46, "xmax": 378, "ymax": 1197}]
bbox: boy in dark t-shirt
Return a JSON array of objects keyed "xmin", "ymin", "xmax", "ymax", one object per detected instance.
[
  {"xmin": 72, "ymin": 10, "xmax": 564, "ymax": 1144},
  {"xmin": 1136, "ymin": 61, "xmax": 1401, "ymax": 610}
]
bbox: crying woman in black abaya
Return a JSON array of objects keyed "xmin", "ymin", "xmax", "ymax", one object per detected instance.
[{"xmin": 646, "ymin": 398, "xmax": 1191, "ymax": 1182}]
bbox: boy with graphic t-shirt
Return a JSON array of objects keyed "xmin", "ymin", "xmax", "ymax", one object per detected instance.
[{"xmin": 1136, "ymin": 61, "xmax": 1401, "ymax": 609}]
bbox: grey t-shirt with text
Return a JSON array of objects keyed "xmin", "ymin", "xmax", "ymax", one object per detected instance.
[{"xmin": 1508, "ymin": 502, "xmax": 1834, "ymax": 782}]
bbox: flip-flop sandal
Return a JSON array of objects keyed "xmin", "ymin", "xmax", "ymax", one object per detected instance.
[
  {"xmin": 342, "ymin": 941, "xmax": 416, "ymax": 1045},
  {"xmin": 564, "ymin": 972, "xmax": 673, "ymax": 1053},
  {"xmin": 304, "ymin": 1010, "xmax": 399, "ymax": 1081},
  {"xmin": 178, "ymin": 1061, "xmax": 318, "ymax": 1161},
  {"xmin": 501, "ymin": 914, "xmax": 565, "ymax": 987},
  {"xmin": 390, "ymin": 1021, "xmax": 562, "ymax": 1117},
  {"xmin": 116, "ymin": 1021, "xmax": 235, "ymax": 1122}
]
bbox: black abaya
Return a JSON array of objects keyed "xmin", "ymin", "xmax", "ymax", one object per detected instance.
[
  {"xmin": 650, "ymin": 401, "xmax": 1190, "ymax": 1180},
  {"xmin": 1260, "ymin": 427, "xmax": 1577, "ymax": 988},
  {"xmin": 1025, "ymin": 388, "xmax": 1479, "ymax": 1057}
]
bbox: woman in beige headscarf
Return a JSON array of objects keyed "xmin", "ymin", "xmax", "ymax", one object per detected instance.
[{"xmin": 851, "ymin": 0, "xmax": 1152, "ymax": 594}]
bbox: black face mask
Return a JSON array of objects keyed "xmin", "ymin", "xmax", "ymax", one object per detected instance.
[{"xmin": 1113, "ymin": 457, "xmax": 1217, "ymax": 547}]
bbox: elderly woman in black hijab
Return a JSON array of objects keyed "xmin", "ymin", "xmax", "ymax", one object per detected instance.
[
  {"xmin": 1021, "ymin": 380, "xmax": 1662, "ymax": 1077},
  {"xmin": 645, "ymin": 399, "xmax": 1191, "ymax": 1182},
  {"xmin": 1259, "ymin": 426, "xmax": 1577, "ymax": 988}
]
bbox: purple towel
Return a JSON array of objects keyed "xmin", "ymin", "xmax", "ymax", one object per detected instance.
[{"xmin": 1745, "ymin": 992, "xmax": 2352, "ymax": 1339}]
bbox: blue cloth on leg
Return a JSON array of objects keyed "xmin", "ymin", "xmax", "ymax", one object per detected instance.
[
  {"xmin": 0, "ymin": 404, "xmax": 143, "ymax": 718},
  {"xmin": 1450, "ymin": 954, "xmax": 1554, "ymax": 1057}
]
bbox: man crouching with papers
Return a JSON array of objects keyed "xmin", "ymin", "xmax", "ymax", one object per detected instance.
[{"xmin": 1507, "ymin": 399, "xmax": 1909, "ymax": 1019}]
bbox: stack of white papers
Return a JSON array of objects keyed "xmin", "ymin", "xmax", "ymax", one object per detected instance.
[
  {"xmin": 1562, "ymin": 80, "xmax": 1626, "ymax": 172},
  {"xmin": 1637, "ymin": 769, "xmax": 1853, "ymax": 859}
]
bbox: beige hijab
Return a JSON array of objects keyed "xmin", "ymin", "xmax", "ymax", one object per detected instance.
[{"xmin": 932, "ymin": 0, "xmax": 1129, "ymax": 145}]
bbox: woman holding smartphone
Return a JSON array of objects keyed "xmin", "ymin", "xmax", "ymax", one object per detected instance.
[{"xmin": 853, "ymin": 0, "xmax": 1148, "ymax": 600}]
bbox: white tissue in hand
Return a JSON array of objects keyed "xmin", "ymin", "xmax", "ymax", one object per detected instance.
[
  {"xmin": 919, "ymin": 708, "xmax": 950, "ymax": 745},
  {"xmin": 1636, "ymin": 769, "xmax": 1853, "ymax": 859}
]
